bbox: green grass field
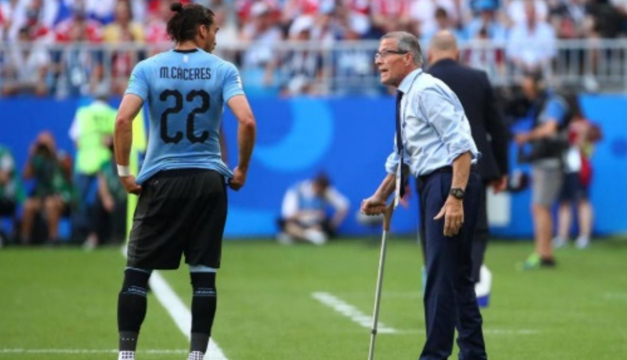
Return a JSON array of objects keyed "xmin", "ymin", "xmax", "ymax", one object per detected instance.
[{"xmin": 1, "ymin": 237, "xmax": 627, "ymax": 360}]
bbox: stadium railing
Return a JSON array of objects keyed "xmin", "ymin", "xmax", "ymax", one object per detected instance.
[{"xmin": 1, "ymin": 39, "xmax": 626, "ymax": 97}]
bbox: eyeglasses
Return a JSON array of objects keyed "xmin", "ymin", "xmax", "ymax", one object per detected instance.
[{"xmin": 374, "ymin": 49, "xmax": 408, "ymax": 60}]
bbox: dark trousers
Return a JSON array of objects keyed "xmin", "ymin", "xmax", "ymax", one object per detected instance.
[
  {"xmin": 72, "ymin": 173, "xmax": 98, "ymax": 235},
  {"xmin": 417, "ymin": 171, "xmax": 487, "ymax": 360},
  {"xmin": 471, "ymin": 181, "xmax": 489, "ymax": 283}
]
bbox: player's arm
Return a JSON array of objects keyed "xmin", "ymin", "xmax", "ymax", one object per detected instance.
[
  {"xmin": 226, "ymin": 94, "xmax": 256, "ymax": 190},
  {"xmin": 114, "ymin": 94, "xmax": 143, "ymax": 195},
  {"xmin": 219, "ymin": 125, "xmax": 228, "ymax": 165}
]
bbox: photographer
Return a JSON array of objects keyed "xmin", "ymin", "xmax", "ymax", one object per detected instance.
[
  {"xmin": 514, "ymin": 72, "xmax": 572, "ymax": 269},
  {"xmin": 20, "ymin": 132, "xmax": 71, "ymax": 245}
]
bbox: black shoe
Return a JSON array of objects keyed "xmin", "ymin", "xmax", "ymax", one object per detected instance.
[{"xmin": 540, "ymin": 257, "xmax": 557, "ymax": 268}]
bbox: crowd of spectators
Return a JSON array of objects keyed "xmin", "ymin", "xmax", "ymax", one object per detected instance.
[{"xmin": 1, "ymin": 0, "xmax": 627, "ymax": 96}]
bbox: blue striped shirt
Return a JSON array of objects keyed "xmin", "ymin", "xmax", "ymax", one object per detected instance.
[{"xmin": 385, "ymin": 68, "xmax": 480, "ymax": 177}]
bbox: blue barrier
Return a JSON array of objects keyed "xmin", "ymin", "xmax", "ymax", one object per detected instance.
[{"xmin": 1, "ymin": 95, "xmax": 626, "ymax": 238}]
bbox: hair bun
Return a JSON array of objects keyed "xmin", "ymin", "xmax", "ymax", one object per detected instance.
[{"xmin": 170, "ymin": 2, "xmax": 183, "ymax": 13}]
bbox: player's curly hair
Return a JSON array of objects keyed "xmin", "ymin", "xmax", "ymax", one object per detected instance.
[{"xmin": 167, "ymin": 2, "xmax": 215, "ymax": 43}]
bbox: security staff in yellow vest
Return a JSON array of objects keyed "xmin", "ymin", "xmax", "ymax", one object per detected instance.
[{"xmin": 69, "ymin": 90, "xmax": 117, "ymax": 240}]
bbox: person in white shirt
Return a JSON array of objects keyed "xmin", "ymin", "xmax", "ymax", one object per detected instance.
[
  {"xmin": 278, "ymin": 173, "xmax": 349, "ymax": 245},
  {"xmin": 506, "ymin": 1, "xmax": 556, "ymax": 73},
  {"xmin": 506, "ymin": 0, "xmax": 548, "ymax": 26}
]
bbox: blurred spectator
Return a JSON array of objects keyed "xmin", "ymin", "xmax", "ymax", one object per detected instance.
[
  {"xmin": 332, "ymin": 8, "xmax": 379, "ymax": 95},
  {"xmin": 281, "ymin": 0, "xmax": 319, "ymax": 25},
  {"xmin": 104, "ymin": 0, "xmax": 145, "ymax": 94},
  {"xmin": 311, "ymin": 1, "xmax": 337, "ymax": 45},
  {"xmin": 1, "ymin": 27, "xmax": 51, "ymax": 96},
  {"xmin": 277, "ymin": 173, "xmax": 349, "ymax": 245},
  {"xmin": 83, "ymin": 144, "xmax": 127, "ymax": 250},
  {"xmin": 585, "ymin": 0, "xmax": 625, "ymax": 38},
  {"xmin": 59, "ymin": 0, "xmax": 146, "ymax": 25},
  {"xmin": 103, "ymin": 1, "xmax": 144, "ymax": 42},
  {"xmin": 421, "ymin": 7, "xmax": 467, "ymax": 43},
  {"xmin": 345, "ymin": 0, "xmax": 370, "ymax": 15},
  {"xmin": 0, "ymin": 145, "xmax": 24, "ymax": 245},
  {"xmin": 8, "ymin": 0, "xmax": 56, "ymax": 41},
  {"xmin": 281, "ymin": 15, "xmax": 323, "ymax": 96},
  {"xmin": 240, "ymin": 2, "xmax": 283, "ymax": 94},
  {"xmin": 0, "ymin": 0, "xmax": 13, "ymax": 41},
  {"xmin": 463, "ymin": 25, "xmax": 504, "ymax": 78},
  {"xmin": 146, "ymin": 0, "xmax": 174, "ymax": 45},
  {"xmin": 237, "ymin": 0, "xmax": 281, "ymax": 28},
  {"xmin": 514, "ymin": 73, "xmax": 572, "ymax": 269},
  {"xmin": 68, "ymin": 91, "xmax": 116, "ymax": 244},
  {"xmin": 506, "ymin": 0, "xmax": 548, "ymax": 26},
  {"xmin": 20, "ymin": 132, "xmax": 72, "ymax": 245},
  {"xmin": 371, "ymin": 0, "xmax": 411, "ymax": 35},
  {"xmin": 335, "ymin": 1, "xmax": 371, "ymax": 37},
  {"xmin": 466, "ymin": 0, "xmax": 507, "ymax": 42},
  {"xmin": 54, "ymin": 3, "xmax": 104, "ymax": 96},
  {"xmin": 553, "ymin": 94, "xmax": 602, "ymax": 250},
  {"xmin": 55, "ymin": 2, "xmax": 103, "ymax": 42},
  {"xmin": 506, "ymin": 1, "xmax": 556, "ymax": 74},
  {"xmin": 548, "ymin": 0, "xmax": 589, "ymax": 39},
  {"xmin": 410, "ymin": 0, "xmax": 458, "ymax": 39}
]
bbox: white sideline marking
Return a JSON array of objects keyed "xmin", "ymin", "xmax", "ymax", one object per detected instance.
[
  {"xmin": 0, "ymin": 349, "xmax": 187, "ymax": 355},
  {"xmin": 312, "ymin": 292, "xmax": 538, "ymax": 337},
  {"xmin": 121, "ymin": 247, "xmax": 229, "ymax": 360},
  {"xmin": 392, "ymin": 329, "xmax": 539, "ymax": 335},
  {"xmin": 312, "ymin": 292, "xmax": 398, "ymax": 334}
]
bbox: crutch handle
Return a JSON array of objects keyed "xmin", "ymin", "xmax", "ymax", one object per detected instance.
[{"xmin": 382, "ymin": 202, "xmax": 395, "ymax": 232}]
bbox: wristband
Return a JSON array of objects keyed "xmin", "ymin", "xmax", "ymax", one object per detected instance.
[{"xmin": 117, "ymin": 165, "xmax": 131, "ymax": 177}]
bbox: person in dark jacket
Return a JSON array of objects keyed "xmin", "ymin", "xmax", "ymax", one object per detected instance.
[{"xmin": 425, "ymin": 30, "xmax": 509, "ymax": 287}]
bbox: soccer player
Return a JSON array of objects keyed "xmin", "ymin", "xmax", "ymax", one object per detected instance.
[{"xmin": 113, "ymin": 3, "xmax": 256, "ymax": 360}]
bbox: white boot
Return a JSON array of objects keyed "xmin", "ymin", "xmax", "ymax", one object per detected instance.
[
  {"xmin": 118, "ymin": 351, "xmax": 135, "ymax": 360},
  {"xmin": 303, "ymin": 229, "xmax": 327, "ymax": 245},
  {"xmin": 575, "ymin": 236, "xmax": 590, "ymax": 249}
]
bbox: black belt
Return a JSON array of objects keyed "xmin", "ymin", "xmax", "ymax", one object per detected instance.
[{"xmin": 417, "ymin": 165, "xmax": 477, "ymax": 186}]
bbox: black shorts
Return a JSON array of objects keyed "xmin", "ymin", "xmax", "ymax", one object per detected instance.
[
  {"xmin": 127, "ymin": 169, "xmax": 227, "ymax": 270},
  {"xmin": 558, "ymin": 172, "xmax": 589, "ymax": 202}
]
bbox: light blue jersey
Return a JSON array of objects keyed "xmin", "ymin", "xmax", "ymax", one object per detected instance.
[{"xmin": 125, "ymin": 48, "xmax": 244, "ymax": 184}]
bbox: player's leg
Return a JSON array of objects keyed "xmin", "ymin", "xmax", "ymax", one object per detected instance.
[
  {"xmin": 117, "ymin": 171, "xmax": 190, "ymax": 359},
  {"xmin": 43, "ymin": 195, "xmax": 64, "ymax": 243},
  {"xmin": 554, "ymin": 173, "xmax": 577, "ymax": 248},
  {"xmin": 20, "ymin": 197, "xmax": 42, "ymax": 244},
  {"xmin": 117, "ymin": 267, "xmax": 152, "ymax": 360},
  {"xmin": 184, "ymin": 170, "xmax": 228, "ymax": 360},
  {"xmin": 470, "ymin": 182, "xmax": 488, "ymax": 283},
  {"xmin": 188, "ymin": 266, "xmax": 218, "ymax": 360},
  {"xmin": 283, "ymin": 220, "xmax": 308, "ymax": 241},
  {"xmin": 576, "ymin": 181, "xmax": 593, "ymax": 249}
]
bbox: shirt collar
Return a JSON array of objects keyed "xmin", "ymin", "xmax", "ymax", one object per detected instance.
[{"xmin": 397, "ymin": 68, "xmax": 422, "ymax": 94}]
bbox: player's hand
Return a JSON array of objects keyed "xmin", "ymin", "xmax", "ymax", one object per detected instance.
[
  {"xmin": 229, "ymin": 166, "xmax": 247, "ymax": 191},
  {"xmin": 361, "ymin": 196, "xmax": 386, "ymax": 216},
  {"xmin": 434, "ymin": 196, "xmax": 464, "ymax": 237},
  {"xmin": 491, "ymin": 176, "xmax": 508, "ymax": 194},
  {"xmin": 120, "ymin": 175, "xmax": 142, "ymax": 195}
]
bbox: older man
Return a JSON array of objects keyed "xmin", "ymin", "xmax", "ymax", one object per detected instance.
[{"xmin": 362, "ymin": 32, "xmax": 487, "ymax": 360}]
